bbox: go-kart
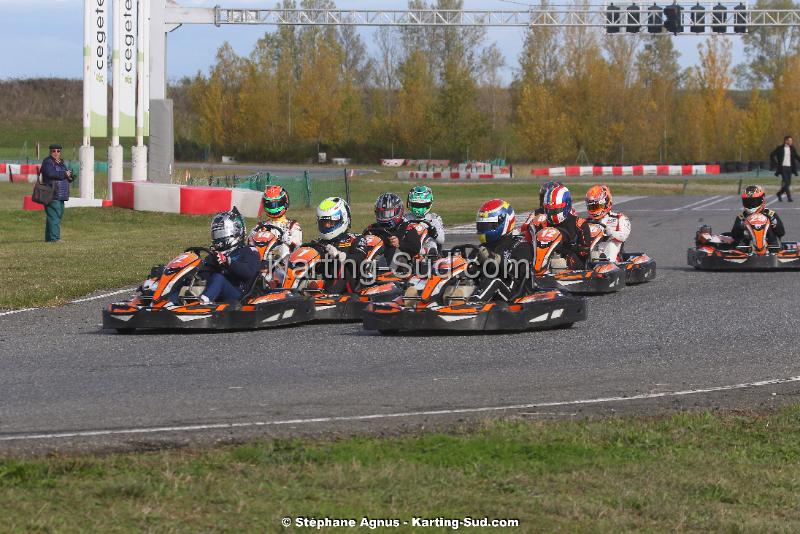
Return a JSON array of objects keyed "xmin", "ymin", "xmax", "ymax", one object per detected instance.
[
  {"xmin": 102, "ymin": 246, "xmax": 315, "ymax": 332},
  {"xmin": 688, "ymin": 212, "xmax": 800, "ymax": 270},
  {"xmin": 278, "ymin": 235, "xmax": 403, "ymax": 321},
  {"xmin": 586, "ymin": 222, "xmax": 656, "ymax": 285},
  {"xmin": 362, "ymin": 244, "xmax": 587, "ymax": 334},
  {"xmin": 532, "ymin": 227, "xmax": 624, "ymax": 294}
]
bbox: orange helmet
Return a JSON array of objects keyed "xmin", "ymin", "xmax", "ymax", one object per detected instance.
[
  {"xmin": 741, "ymin": 185, "xmax": 766, "ymax": 214},
  {"xmin": 263, "ymin": 185, "xmax": 289, "ymax": 219},
  {"xmin": 585, "ymin": 184, "xmax": 613, "ymax": 219}
]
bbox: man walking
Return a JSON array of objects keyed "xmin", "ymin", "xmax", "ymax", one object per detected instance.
[
  {"xmin": 40, "ymin": 143, "xmax": 73, "ymax": 241},
  {"xmin": 770, "ymin": 135, "xmax": 799, "ymax": 202}
]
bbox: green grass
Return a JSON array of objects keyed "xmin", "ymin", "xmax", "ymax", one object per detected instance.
[
  {"xmin": 0, "ymin": 172, "xmax": 781, "ymax": 310},
  {"xmin": 2, "ymin": 407, "xmax": 800, "ymax": 531}
]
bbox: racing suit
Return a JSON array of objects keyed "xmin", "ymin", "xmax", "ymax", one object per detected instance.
[
  {"xmin": 201, "ymin": 245, "xmax": 260, "ymax": 303},
  {"xmin": 311, "ymin": 233, "xmax": 376, "ymax": 293},
  {"xmin": 471, "ymin": 233, "xmax": 535, "ymax": 302},
  {"xmin": 588, "ymin": 211, "xmax": 631, "ymax": 262},
  {"xmin": 261, "ymin": 216, "xmax": 303, "ymax": 251},
  {"xmin": 403, "ymin": 212, "xmax": 445, "ymax": 251},
  {"xmin": 524, "ymin": 212, "xmax": 591, "ymax": 269},
  {"xmin": 726, "ymin": 209, "xmax": 785, "ymax": 247},
  {"xmin": 520, "ymin": 208, "xmax": 547, "ymax": 244}
]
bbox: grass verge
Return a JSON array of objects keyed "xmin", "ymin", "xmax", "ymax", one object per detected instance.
[{"xmin": 2, "ymin": 407, "xmax": 800, "ymax": 531}]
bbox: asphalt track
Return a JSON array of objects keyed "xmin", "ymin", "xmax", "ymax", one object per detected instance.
[{"xmin": 2, "ymin": 194, "xmax": 800, "ymax": 453}]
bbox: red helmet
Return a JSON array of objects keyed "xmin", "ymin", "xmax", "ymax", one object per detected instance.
[
  {"xmin": 585, "ymin": 184, "xmax": 613, "ymax": 219},
  {"xmin": 263, "ymin": 185, "xmax": 289, "ymax": 219},
  {"xmin": 741, "ymin": 185, "xmax": 766, "ymax": 214}
]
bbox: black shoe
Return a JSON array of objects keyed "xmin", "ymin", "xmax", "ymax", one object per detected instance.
[{"xmin": 777, "ymin": 192, "xmax": 783, "ymax": 201}]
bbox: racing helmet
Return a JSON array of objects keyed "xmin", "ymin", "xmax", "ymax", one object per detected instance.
[
  {"xmin": 585, "ymin": 184, "xmax": 613, "ymax": 219},
  {"xmin": 374, "ymin": 192, "xmax": 404, "ymax": 228},
  {"xmin": 543, "ymin": 184, "xmax": 573, "ymax": 224},
  {"xmin": 741, "ymin": 185, "xmax": 766, "ymax": 214},
  {"xmin": 317, "ymin": 197, "xmax": 351, "ymax": 240},
  {"xmin": 539, "ymin": 180, "xmax": 562, "ymax": 208},
  {"xmin": 476, "ymin": 199, "xmax": 516, "ymax": 244},
  {"xmin": 211, "ymin": 207, "xmax": 246, "ymax": 253},
  {"xmin": 262, "ymin": 185, "xmax": 289, "ymax": 219},
  {"xmin": 407, "ymin": 185, "xmax": 434, "ymax": 218}
]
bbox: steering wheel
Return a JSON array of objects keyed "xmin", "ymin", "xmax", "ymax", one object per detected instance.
[
  {"xmin": 251, "ymin": 222, "xmax": 286, "ymax": 243},
  {"xmin": 184, "ymin": 246, "xmax": 212, "ymax": 256},
  {"xmin": 448, "ymin": 244, "xmax": 481, "ymax": 259}
]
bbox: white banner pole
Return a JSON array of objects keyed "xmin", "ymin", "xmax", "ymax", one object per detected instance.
[
  {"xmin": 80, "ymin": 0, "xmax": 96, "ymax": 199},
  {"xmin": 109, "ymin": 0, "xmax": 124, "ymax": 196},
  {"xmin": 132, "ymin": 0, "xmax": 148, "ymax": 181},
  {"xmin": 119, "ymin": 0, "xmax": 137, "ymax": 138}
]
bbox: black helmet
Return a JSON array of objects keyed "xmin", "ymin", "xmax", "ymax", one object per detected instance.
[
  {"xmin": 211, "ymin": 206, "xmax": 246, "ymax": 252},
  {"xmin": 741, "ymin": 185, "xmax": 766, "ymax": 214},
  {"xmin": 539, "ymin": 180, "xmax": 563, "ymax": 208},
  {"xmin": 374, "ymin": 192, "xmax": 404, "ymax": 228}
]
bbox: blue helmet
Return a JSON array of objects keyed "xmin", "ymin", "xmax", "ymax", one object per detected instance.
[
  {"xmin": 543, "ymin": 184, "xmax": 572, "ymax": 224},
  {"xmin": 476, "ymin": 199, "xmax": 516, "ymax": 244}
]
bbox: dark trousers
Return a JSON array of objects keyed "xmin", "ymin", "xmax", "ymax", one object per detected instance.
[
  {"xmin": 202, "ymin": 272, "xmax": 243, "ymax": 303},
  {"xmin": 45, "ymin": 200, "xmax": 65, "ymax": 242},
  {"xmin": 778, "ymin": 167, "xmax": 793, "ymax": 200}
]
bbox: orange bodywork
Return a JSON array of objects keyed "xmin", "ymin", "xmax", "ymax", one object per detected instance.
[
  {"xmin": 152, "ymin": 251, "xmax": 201, "ymax": 301},
  {"xmin": 533, "ymin": 227, "xmax": 563, "ymax": 275},
  {"xmin": 745, "ymin": 213, "xmax": 770, "ymax": 256}
]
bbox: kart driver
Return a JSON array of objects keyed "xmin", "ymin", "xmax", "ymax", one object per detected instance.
[
  {"xmin": 728, "ymin": 185, "xmax": 785, "ymax": 247},
  {"xmin": 585, "ymin": 184, "xmax": 631, "ymax": 261},
  {"xmin": 200, "ymin": 207, "xmax": 260, "ymax": 304},
  {"xmin": 520, "ymin": 180, "xmax": 562, "ymax": 243},
  {"xmin": 254, "ymin": 185, "xmax": 302, "ymax": 253},
  {"xmin": 364, "ymin": 192, "xmax": 439, "ymax": 267},
  {"xmin": 403, "ymin": 185, "xmax": 446, "ymax": 252},
  {"xmin": 470, "ymin": 199, "xmax": 535, "ymax": 302},
  {"xmin": 311, "ymin": 197, "xmax": 378, "ymax": 292},
  {"xmin": 540, "ymin": 184, "xmax": 592, "ymax": 268}
]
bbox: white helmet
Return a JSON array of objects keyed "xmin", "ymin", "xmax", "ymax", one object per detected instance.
[
  {"xmin": 211, "ymin": 207, "xmax": 246, "ymax": 253},
  {"xmin": 316, "ymin": 197, "xmax": 351, "ymax": 240}
]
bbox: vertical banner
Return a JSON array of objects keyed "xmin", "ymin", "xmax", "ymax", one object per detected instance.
[
  {"xmin": 143, "ymin": 0, "xmax": 150, "ymax": 136},
  {"xmin": 118, "ymin": 0, "xmax": 137, "ymax": 137},
  {"xmin": 90, "ymin": 0, "xmax": 108, "ymax": 138}
]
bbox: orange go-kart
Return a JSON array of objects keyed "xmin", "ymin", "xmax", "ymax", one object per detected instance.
[
  {"xmin": 585, "ymin": 222, "xmax": 656, "ymax": 285},
  {"xmin": 102, "ymin": 246, "xmax": 314, "ymax": 333},
  {"xmin": 278, "ymin": 235, "xmax": 403, "ymax": 321},
  {"xmin": 362, "ymin": 244, "xmax": 587, "ymax": 334},
  {"xmin": 532, "ymin": 227, "xmax": 624, "ymax": 294},
  {"xmin": 688, "ymin": 212, "xmax": 800, "ymax": 270}
]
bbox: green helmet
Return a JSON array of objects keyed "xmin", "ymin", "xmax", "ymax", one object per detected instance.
[{"xmin": 407, "ymin": 185, "xmax": 433, "ymax": 218}]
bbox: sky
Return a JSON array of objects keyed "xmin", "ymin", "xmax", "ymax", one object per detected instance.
[{"xmin": 0, "ymin": 0, "xmax": 747, "ymax": 84}]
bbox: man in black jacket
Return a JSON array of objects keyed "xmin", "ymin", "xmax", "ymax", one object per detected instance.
[
  {"xmin": 40, "ymin": 143, "xmax": 73, "ymax": 242},
  {"xmin": 770, "ymin": 135, "xmax": 800, "ymax": 202}
]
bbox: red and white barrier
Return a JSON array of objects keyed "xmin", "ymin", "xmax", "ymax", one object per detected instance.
[
  {"xmin": 380, "ymin": 159, "xmax": 406, "ymax": 167},
  {"xmin": 0, "ymin": 163, "xmax": 8, "ymax": 182},
  {"xmin": 111, "ymin": 182, "xmax": 263, "ymax": 218},
  {"xmin": 8, "ymin": 164, "xmax": 40, "ymax": 183},
  {"xmin": 531, "ymin": 164, "xmax": 720, "ymax": 177},
  {"xmin": 22, "ymin": 196, "xmax": 111, "ymax": 211}
]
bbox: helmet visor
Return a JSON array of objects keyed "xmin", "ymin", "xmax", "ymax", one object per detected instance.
[
  {"xmin": 587, "ymin": 201, "xmax": 606, "ymax": 216},
  {"xmin": 408, "ymin": 201, "xmax": 431, "ymax": 215},
  {"xmin": 318, "ymin": 216, "xmax": 341, "ymax": 232},
  {"xmin": 743, "ymin": 196, "xmax": 763, "ymax": 211},
  {"xmin": 375, "ymin": 206, "xmax": 402, "ymax": 224},
  {"xmin": 476, "ymin": 221, "xmax": 498, "ymax": 234},
  {"xmin": 263, "ymin": 199, "xmax": 286, "ymax": 214}
]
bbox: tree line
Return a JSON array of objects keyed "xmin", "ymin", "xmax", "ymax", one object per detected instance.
[{"xmin": 172, "ymin": 0, "xmax": 800, "ymax": 164}]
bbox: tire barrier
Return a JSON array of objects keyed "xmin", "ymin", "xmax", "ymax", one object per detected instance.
[{"xmin": 397, "ymin": 170, "xmax": 512, "ymax": 180}]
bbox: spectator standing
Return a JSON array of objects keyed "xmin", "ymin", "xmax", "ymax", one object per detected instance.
[
  {"xmin": 770, "ymin": 135, "xmax": 799, "ymax": 202},
  {"xmin": 40, "ymin": 144, "xmax": 73, "ymax": 242}
]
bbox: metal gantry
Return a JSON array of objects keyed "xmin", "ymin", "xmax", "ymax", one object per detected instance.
[{"xmin": 164, "ymin": 4, "xmax": 800, "ymax": 29}]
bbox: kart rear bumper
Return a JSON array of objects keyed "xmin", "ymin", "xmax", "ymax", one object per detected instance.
[
  {"xmin": 103, "ymin": 292, "xmax": 315, "ymax": 332},
  {"xmin": 311, "ymin": 283, "xmax": 403, "ymax": 321},
  {"xmin": 362, "ymin": 293, "xmax": 586, "ymax": 333},
  {"xmin": 687, "ymin": 248, "xmax": 800, "ymax": 270},
  {"xmin": 539, "ymin": 266, "xmax": 624, "ymax": 294},
  {"xmin": 619, "ymin": 253, "xmax": 657, "ymax": 285}
]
